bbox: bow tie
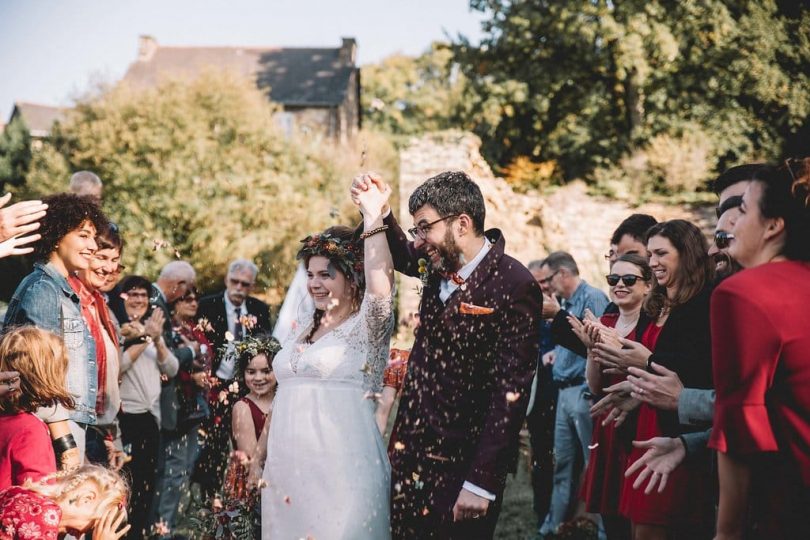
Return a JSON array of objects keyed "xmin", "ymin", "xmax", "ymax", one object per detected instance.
[{"xmin": 440, "ymin": 271, "xmax": 465, "ymax": 285}]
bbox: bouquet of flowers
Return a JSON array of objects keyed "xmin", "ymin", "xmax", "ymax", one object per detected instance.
[{"xmin": 190, "ymin": 451, "xmax": 261, "ymax": 539}]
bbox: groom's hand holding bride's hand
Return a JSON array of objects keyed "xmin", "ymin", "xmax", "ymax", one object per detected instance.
[
  {"xmin": 452, "ymin": 488, "xmax": 489, "ymax": 522},
  {"xmin": 350, "ymin": 172, "xmax": 390, "ymax": 217}
]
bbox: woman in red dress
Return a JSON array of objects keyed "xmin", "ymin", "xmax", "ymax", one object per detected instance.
[
  {"xmin": 710, "ymin": 159, "xmax": 810, "ymax": 540},
  {"xmin": 572, "ymin": 254, "xmax": 652, "ymax": 540},
  {"xmin": 0, "ymin": 327, "xmax": 74, "ymax": 491},
  {"xmin": 594, "ymin": 220, "xmax": 715, "ymax": 539}
]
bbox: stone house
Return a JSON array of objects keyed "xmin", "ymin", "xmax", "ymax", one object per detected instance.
[
  {"xmin": 6, "ymin": 102, "xmax": 66, "ymax": 140},
  {"xmin": 121, "ymin": 35, "xmax": 361, "ymax": 141}
]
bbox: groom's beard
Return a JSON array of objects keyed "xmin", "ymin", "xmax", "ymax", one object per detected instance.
[{"xmin": 432, "ymin": 229, "xmax": 463, "ymax": 273}]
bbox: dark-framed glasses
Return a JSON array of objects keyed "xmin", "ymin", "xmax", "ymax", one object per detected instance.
[
  {"xmin": 606, "ymin": 274, "xmax": 643, "ymax": 287},
  {"xmin": 714, "ymin": 231, "xmax": 735, "ymax": 249},
  {"xmin": 407, "ymin": 214, "xmax": 459, "ymax": 240},
  {"xmin": 539, "ymin": 271, "xmax": 559, "ymax": 285}
]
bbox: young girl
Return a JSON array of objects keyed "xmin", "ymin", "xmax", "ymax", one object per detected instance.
[
  {"xmin": 0, "ymin": 464, "xmax": 129, "ymax": 539},
  {"xmin": 0, "ymin": 327, "xmax": 74, "ymax": 491},
  {"xmin": 231, "ymin": 334, "xmax": 280, "ymax": 458}
]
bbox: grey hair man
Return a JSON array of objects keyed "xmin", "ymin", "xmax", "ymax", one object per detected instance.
[{"xmin": 69, "ymin": 171, "xmax": 103, "ymax": 201}]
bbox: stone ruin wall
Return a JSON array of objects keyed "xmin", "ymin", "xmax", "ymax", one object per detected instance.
[{"xmin": 394, "ymin": 131, "xmax": 715, "ymax": 342}]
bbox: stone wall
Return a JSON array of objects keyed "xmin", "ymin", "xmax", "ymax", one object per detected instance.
[{"xmin": 394, "ymin": 131, "xmax": 715, "ymax": 340}]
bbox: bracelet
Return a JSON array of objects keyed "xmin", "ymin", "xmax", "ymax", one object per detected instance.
[
  {"xmin": 360, "ymin": 225, "xmax": 389, "ymax": 240},
  {"xmin": 52, "ymin": 434, "xmax": 78, "ymax": 454}
]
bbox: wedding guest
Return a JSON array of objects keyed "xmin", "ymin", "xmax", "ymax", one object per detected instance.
[
  {"xmin": 196, "ymin": 258, "xmax": 271, "ymax": 502},
  {"xmin": 0, "ymin": 327, "xmax": 73, "ymax": 490},
  {"xmin": 375, "ymin": 348, "xmax": 410, "ymax": 435},
  {"xmin": 0, "ymin": 464, "xmax": 129, "ymax": 540},
  {"xmin": 575, "ymin": 254, "xmax": 653, "ymax": 540},
  {"xmin": 3, "ymin": 193, "xmax": 108, "ymax": 468},
  {"xmin": 68, "ymin": 170, "xmax": 103, "ymax": 201},
  {"xmin": 0, "ymin": 193, "xmax": 46, "ymax": 259},
  {"xmin": 230, "ymin": 334, "xmax": 280, "ymax": 458},
  {"xmin": 68, "ymin": 223, "xmax": 124, "ymax": 469},
  {"xmin": 606, "ymin": 214, "xmax": 658, "ymax": 267},
  {"xmin": 593, "ymin": 220, "xmax": 715, "ymax": 539},
  {"xmin": 539, "ymin": 251, "xmax": 609, "ymax": 537},
  {"xmin": 711, "ymin": 158, "xmax": 810, "ymax": 539},
  {"xmin": 116, "ymin": 275, "xmax": 178, "ymax": 540}
]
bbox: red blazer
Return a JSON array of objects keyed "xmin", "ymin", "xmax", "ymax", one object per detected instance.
[{"xmin": 385, "ymin": 213, "xmax": 542, "ymax": 500}]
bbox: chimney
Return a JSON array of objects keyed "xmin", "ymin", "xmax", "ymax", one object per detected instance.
[
  {"xmin": 339, "ymin": 37, "xmax": 357, "ymax": 66},
  {"xmin": 138, "ymin": 35, "xmax": 158, "ymax": 62}
]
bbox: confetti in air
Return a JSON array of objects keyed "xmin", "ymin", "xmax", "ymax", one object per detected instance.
[{"xmin": 505, "ymin": 391, "xmax": 520, "ymax": 403}]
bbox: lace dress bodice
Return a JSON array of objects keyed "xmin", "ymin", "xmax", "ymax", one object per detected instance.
[{"xmin": 273, "ymin": 291, "xmax": 394, "ymax": 393}]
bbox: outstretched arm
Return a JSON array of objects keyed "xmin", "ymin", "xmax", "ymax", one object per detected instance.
[{"xmin": 354, "ymin": 173, "xmax": 395, "ymax": 299}]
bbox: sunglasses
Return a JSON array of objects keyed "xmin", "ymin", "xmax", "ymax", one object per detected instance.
[
  {"xmin": 180, "ymin": 296, "xmax": 198, "ymax": 303},
  {"xmin": 714, "ymin": 231, "xmax": 735, "ymax": 249},
  {"xmin": 606, "ymin": 274, "xmax": 644, "ymax": 287}
]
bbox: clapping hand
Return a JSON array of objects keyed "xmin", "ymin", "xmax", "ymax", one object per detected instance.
[
  {"xmin": 143, "ymin": 309, "xmax": 165, "ymax": 341},
  {"xmin": 0, "ymin": 193, "xmax": 47, "ymax": 243},
  {"xmin": 624, "ymin": 437, "xmax": 686, "ymax": 494},
  {"xmin": 542, "ymin": 294, "xmax": 560, "ymax": 319},
  {"xmin": 626, "ymin": 362, "xmax": 683, "ymax": 411},
  {"xmin": 590, "ymin": 379, "xmax": 641, "ymax": 427},
  {"xmin": 593, "ymin": 336, "xmax": 652, "ymax": 371}
]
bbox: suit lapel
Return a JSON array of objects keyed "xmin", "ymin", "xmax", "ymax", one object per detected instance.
[{"xmin": 441, "ymin": 231, "xmax": 503, "ymax": 322}]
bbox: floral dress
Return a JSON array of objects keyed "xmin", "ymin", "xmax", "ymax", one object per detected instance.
[{"xmin": 0, "ymin": 486, "xmax": 61, "ymax": 540}]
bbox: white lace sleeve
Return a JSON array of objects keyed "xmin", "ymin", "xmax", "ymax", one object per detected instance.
[{"xmin": 358, "ymin": 290, "xmax": 394, "ymax": 393}]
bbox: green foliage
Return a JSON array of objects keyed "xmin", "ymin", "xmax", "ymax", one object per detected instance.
[
  {"xmin": 361, "ymin": 42, "xmax": 473, "ymax": 139},
  {"xmin": 456, "ymin": 0, "xmax": 810, "ymax": 191},
  {"xmin": 0, "ymin": 116, "xmax": 32, "ymax": 190},
  {"xmin": 15, "ymin": 71, "xmax": 398, "ymax": 301}
]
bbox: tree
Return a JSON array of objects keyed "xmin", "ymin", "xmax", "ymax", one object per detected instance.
[
  {"xmin": 455, "ymin": 0, "xmax": 810, "ymax": 187},
  {"xmin": 361, "ymin": 42, "xmax": 472, "ymax": 138},
  {"xmin": 17, "ymin": 71, "xmax": 397, "ymax": 299},
  {"xmin": 0, "ymin": 116, "xmax": 32, "ymax": 191}
]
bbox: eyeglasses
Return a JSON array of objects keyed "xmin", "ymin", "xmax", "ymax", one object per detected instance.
[
  {"xmin": 407, "ymin": 215, "xmax": 459, "ymax": 240},
  {"xmin": 606, "ymin": 274, "xmax": 644, "ymax": 287},
  {"xmin": 714, "ymin": 231, "xmax": 735, "ymax": 249},
  {"xmin": 228, "ymin": 278, "xmax": 254, "ymax": 288},
  {"xmin": 538, "ymin": 271, "xmax": 559, "ymax": 285},
  {"xmin": 715, "ymin": 196, "xmax": 743, "ymax": 219}
]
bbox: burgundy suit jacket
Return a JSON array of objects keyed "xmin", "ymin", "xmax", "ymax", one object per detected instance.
[{"xmin": 385, "ymin": 213, "xmax": 542, "ymax": 498}]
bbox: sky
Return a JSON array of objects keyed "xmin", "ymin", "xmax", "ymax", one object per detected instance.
[{"xmin": 0, "ymin": 0, "xmax": 487, "ymax": 121}]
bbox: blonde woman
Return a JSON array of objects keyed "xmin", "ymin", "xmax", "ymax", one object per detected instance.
[
  {"xmin": 0, "ymin": 327, "xmax": 74, "ymax": 490},
  {"xmin": 0, "ymin": 464, "xmax": 129, "ymax": 539}
]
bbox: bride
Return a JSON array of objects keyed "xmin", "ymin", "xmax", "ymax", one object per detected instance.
[{"xmin": 253, "ymin": 175, "xmax": 395, "ymax": 539}]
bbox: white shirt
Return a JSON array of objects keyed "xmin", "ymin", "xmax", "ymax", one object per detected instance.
[
  {"xmin": 216, "ymin": 292, "xmax": 246, "ymax": 380},
  {"xmin": 438, "ymin": 238, "xmax": 492, "ymax": 304}
]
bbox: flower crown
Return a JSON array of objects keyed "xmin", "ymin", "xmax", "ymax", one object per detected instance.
[
  {"xmin": 297, "ymin": 232, "xmax": 364, "ymax": 286},
  {"xmin": 232, "ymin": 334, "xmax": 282, "ymax": 361}
]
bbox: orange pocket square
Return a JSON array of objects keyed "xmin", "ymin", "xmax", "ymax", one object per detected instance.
[{"xmin": 459, "ymin": 302, "xmax": 494, "ymax": 315}]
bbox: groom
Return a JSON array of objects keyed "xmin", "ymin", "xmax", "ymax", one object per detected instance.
[{"xmin": 352, "ymin": 171, "xmax": 542, "ymax": 538}]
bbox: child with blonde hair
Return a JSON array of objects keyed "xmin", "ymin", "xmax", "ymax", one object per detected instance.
[{"xmin": 0, "ymin": 327, "xmax": 74, "ymax": 490}]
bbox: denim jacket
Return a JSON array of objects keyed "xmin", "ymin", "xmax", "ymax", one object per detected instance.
[{"xmin": 3, "ymin": 262, "xmax": 98, "ymax": 424}]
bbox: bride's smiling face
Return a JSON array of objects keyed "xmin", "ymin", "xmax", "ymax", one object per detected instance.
[{"xmin": 306, "ymin": 255, "xmax": 354, "ymax": 311}]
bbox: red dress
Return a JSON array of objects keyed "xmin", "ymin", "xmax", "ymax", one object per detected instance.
[
  {"xmin": 0, "ymin": 486, "xmax": 61, "ymax": 540},
  {"xmin": 236, "ymin": 396, "xmax": 267, "ymax": 442},
  {"xmin": 709, "ymin": 261, "xmax": 810, "ymax": 538},
  {"xmin": 580, "ymin": 313, "xmax": 634, "ymax": 515},
  {"xmin": 0, "ymin": 414, "xmax": 56, "ymax": 491},
  {"xmin": 620, "ymin": 323, "xmax": 714, "ymax": 527}
]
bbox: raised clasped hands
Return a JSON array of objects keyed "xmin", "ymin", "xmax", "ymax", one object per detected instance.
[{"xmin": 350, "ymin": 172, "xmax": 391, "ymax": 220}]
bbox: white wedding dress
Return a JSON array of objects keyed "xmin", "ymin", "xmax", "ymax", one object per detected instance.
[{"xmin": 262, "ymin": 291, "xmax": 394, "ymax": 539}]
